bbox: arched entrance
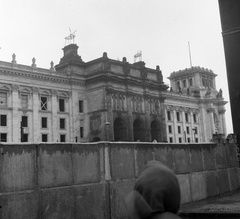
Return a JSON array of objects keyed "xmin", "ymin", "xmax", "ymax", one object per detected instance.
[
  {"xmin": 114, "ymin": 117, "xmax": 127, "ymax": 141},
  {"xmin": 151, "ymin": 120, "xmax": 161, "ymax": 142},
  {"xmin": 133, "ymin": 119, "xmax": 145, "ymax": 142}
]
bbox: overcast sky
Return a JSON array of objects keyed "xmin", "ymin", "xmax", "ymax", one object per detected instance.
[{"xmin": 0, "ymin": 0, "xmax": 233, "ymax": 133}]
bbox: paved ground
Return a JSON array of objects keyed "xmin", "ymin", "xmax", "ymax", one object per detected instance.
[{"xmin": 179, "ymin": 190, "xmax": 240, "ymax": 218}]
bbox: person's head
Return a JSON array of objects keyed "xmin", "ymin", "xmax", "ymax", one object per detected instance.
[{"xmin": 125, "ymin": 160, "xmax": 181, "ymax": 219}]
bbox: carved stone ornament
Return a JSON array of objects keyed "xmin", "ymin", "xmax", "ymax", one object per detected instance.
[
  {"xmin": 12, "ymin": 84, "xmax": 20, "ymax": 92},
  {"xmin": 32, "ymin": 87, "xmax": 39, "ymax": 94},
  {"xmin": 103, "ymin": 60, "xmax": 111, "ymax": 71},
  {"xmin": 207, "ymin": 108, "xmax": 215, "ymax": 113},
  {"xmin": 123, "ymin": 65, "xmax": 130, "ymax": 75},
  {"xmin": 52, "ymin": 89, "xmax": 58, "ymax": 96}
]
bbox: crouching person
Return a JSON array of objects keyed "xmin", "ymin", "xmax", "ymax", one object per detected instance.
[{"xmin": 125, "ymin": 160, "xmax": 181, "ymax": 219}]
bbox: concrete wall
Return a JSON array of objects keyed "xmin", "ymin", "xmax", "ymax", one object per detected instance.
[{"xmin": 0, "ymin": 142, "xmax": 239, "ymax": 219}]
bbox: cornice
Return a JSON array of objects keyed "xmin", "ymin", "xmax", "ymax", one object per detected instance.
[
  {"xmin": 86, "ymin": 73, "xmax": 167, "ymax": 92},
  {"xmin": 168, "ymin": 66, "xmax": 217, "ymax": 79},
  {"xmin": 165, "ymin": 104, "xmax": 199, "ymax": 113},
  {"xmin": 0, "ymin": 67, "xmax": 85, "ymax": 85},
  {"xmin": 163, "ymin": 91, "xmax": 199, "ymax": 104}
]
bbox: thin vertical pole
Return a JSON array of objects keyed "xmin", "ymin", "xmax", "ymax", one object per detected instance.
[{"xmin": 188, "ymin": 41, "xmax": 192, "ymax": 67}]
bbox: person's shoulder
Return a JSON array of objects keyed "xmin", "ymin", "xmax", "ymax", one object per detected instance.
[{"xmin": 152, "ymin": 212, "xmax": 181, "ymax": 219}]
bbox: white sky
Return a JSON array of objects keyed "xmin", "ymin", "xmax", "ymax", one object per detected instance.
[{"xmin": 0, "ymin": 0, "xmax": 233, "ymax": 133}]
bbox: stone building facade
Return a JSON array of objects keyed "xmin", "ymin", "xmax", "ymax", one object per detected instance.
[
  {"xmin": 0, "ymin": 43, "xmax": 227, "ymax": 143},
  {"xmin": 0, "ymin": 44, "xmax": 167, "ymax": 143},
  {"xmin": 165, "ymin": 67, "xmax": 227, "ymax": 143}
]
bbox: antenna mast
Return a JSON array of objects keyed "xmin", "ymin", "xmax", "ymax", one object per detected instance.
[{"xmin": 188, "ymin": 41, "xmax": 192, "ymax": 67}]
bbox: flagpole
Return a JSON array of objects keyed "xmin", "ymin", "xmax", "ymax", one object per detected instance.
[{"xmin": 188, "ymin": 41, "xmax": 192, "ymax": 67}]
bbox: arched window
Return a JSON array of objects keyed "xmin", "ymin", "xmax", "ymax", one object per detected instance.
[
  {"xmin": 133, "ymin": 119, "xmax": 145, "ymax": 142},
  {"xmin": 151, "ymin": 120, "xmax": 161, "ymax": 142},
  {"xmin": 114, "ymin": 117, "xmax": 127, "ymax": 141}
]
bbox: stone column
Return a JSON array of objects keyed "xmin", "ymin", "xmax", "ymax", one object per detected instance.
[
  {"xmin": 207, "ymin": 108, "xmax": 215, "ymax": 140},
  {"xmin": 127, "ymin": 96, "xmax": 133, "ymax": 141},
  {"xmin": 160, "ymin": 102, "xmax": 167, "ymax": 142},
  {"xmin": 190, "ymin": 111, "xmax": 194, "ymax": 142},
  {"xmin": 144, "ymin": 98, "xmax": 151, "ymax": 142},
  {"xmin": 68, "ymin": 92, "xmax": 73, "ymax": 142},
  {"xmin": 11, "ymin": 85, "xmax": 20, "ymax": 142},
  {"xmin": 199, "ymin": 104, "xmax": 207, "ymax": 142},
  {"xmin": 173, "ymin": 109, "xmax": 178, "ymax": 143},
  {"xmin": 182, "ymin": 111, "xmax": 186, "ymax": 143},
  {"xmin": 32, "ymin": 88, "xmax": 40, "ymax": 142},
  {"xmin": 106, "ymin": 94, "xmax": 114, "ymax": 141},
  {"xmin": 51, "ymin": 90, "xmax": 58, "ymax": 142},
  {"xmin": 219, "ymin": 109, "xmax": 227, "ymax": 136}
]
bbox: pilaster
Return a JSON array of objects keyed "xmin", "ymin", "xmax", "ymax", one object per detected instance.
[
  {"xmin": 11, "ymin": 85, "xmax": 20, "ymax": 142},
  {"xmin": 32, "ymin": 88, "xmax": 40, "ymax": 142},
  {"xmin": 51, "ymin": 90, "xmax": 58, "ymax": 142}
]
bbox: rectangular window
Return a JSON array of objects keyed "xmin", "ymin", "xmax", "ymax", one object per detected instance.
[
  {"xmin": 195, "ymin": 138, "xmax": 198, "ymax": 143},
  {"xmin": 0, "ymin": 92, "xmax": 7, "ymax": 107},
  {"xmin": 42, "ymin": 134, "xmax": 48, "ymax": 142},
  {"xmin": 167, "ymin": 111, "xmax": 171, "ymax": 121},
  {"xmin": 59, "ymin": 98, "xmax": 65, "ymax": 112},
  {"xmin": 80, "ymin": 127, "xmax": 84, "ymax": 138},
  {"xmin": 169, "ymin": 137, "xmax": 173, "ymax": 143},
  {"xmin": 185, "ymin": 113, "xmax": 189, "ymax": 122},
  {"xmin": 179, "ymin": 137, "xmax": 182, "ymax": 143},
  {"xmin": 0, "ymin": 115, "xmax": 7, "ymax": 126},
  {"xmin": 186, "ymin": 126, "xmax": 190, "ymax": 134},
  {"xmin": 193, "ymin": 113, "xmax": 197, "ymax": 123},
  {"xmin": 0, "ymin": 133, "xmax": 7, "ymax": 142},
  {"xmin": 187, "ymin": 137, "xmax": 191, "ymax": 143},
  {"xmin": 176, "ymin": 112, "xmax": 180, "ymax": 122},
  {"xmin": 168, "ymin": 125, "xmax": 172, "ymax": 134},
  {"xmin": 79, "ymin": 100, "xmax": 83, "ymax": 113},
  {"xmin": 178, "ymin": 126, "xmax": 181, "ymax": 134},
  {"xmin": 21, "ymin": 116, "xmax": 28, "ymax": 127},
  {"xmin": 60, "ymin": 118, "xmax": 65, "ymax": 129},
  {"xmin": 21, "ymin": 94, "xmax": 28, "ymax": 109},
  {"xmin": 21, "ymin": 134, "xmax": 28, "ymax": 142},
  {"xmin": 194, "ymin": 127, "xmax": 198, "ymax": 134},
  {"xmin": 41, "ymin": 96, "xmax": 48, "ymax": 110},
  {"xmin": 41, "ymin": 117, "xmax": 47, "ymax": 128},
  {"xmin": 60, "ymin": 134, "xmax": 65, "ymax": 142}
]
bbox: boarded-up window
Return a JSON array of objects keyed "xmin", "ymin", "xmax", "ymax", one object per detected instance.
[
  {"xmin": 0, "ymin": 92, "xmax": 7, "ymax": 107},
  {"xmin": 41, "ymin": 96, "xmax": 48, "ymax": 110},
  {"xmin": 21, "ymin": 94, "xmax": 28, "ymax": 109}
]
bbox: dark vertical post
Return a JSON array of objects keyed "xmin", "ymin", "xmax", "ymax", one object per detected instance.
[
  {"xmin": 219, "ymin": 0, "xmax": 240, "ymax": 142},
  {"xmin": 20, "ymin": 121, "xmax": 24, "ymax": 142}
]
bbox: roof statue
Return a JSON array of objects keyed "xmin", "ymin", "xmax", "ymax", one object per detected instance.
[
  {"xmin": 65, "ymin": 28, "xmax": 77, "ymax": 45},
  {"xmin": 134, "ymin": 51, "xmax": 142, "ymax": 63}
]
